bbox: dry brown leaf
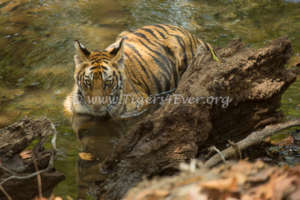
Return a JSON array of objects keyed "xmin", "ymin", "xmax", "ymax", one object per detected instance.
[
  {"xmin": 135, "ymin": 189, "xmax": 169, "ymax": 200},
  {"xmin": 246, "ymin": 168, "xmax": 274, "ymax": 184},
  {"xmin": 20, "ymin": 149, "xmax": 32, "ymax": 159},
  {"xmin": 201, "ymin": 177, "xmax": 237, "ymax": 192},
  {"xmin": 78, "ymin": 152, "xmax": 93, "ymax": 161},
  {"xmin": 243, "ymin": 168, "xmax": 300, "ymax": 200},
  {"xmin": 273, "ymin": 175, "xmax": 298, "ymax": 200},
  {"xmin": 244, "ymin": 174, "xmax": 277, "ymax": 199}
]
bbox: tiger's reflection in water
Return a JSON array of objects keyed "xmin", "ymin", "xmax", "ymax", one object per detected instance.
[{"xmin": 71, "ymin": 114, "xmax": 131, "ymax": 199}]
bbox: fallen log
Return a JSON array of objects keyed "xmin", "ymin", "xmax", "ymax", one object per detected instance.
[
  {"xmin": 0, "ymin": 118, "xmax": 65, "ymax": 200},
  {"xmin": 97, "ymin": 38, "xmax": 298, "ymax": 200}
]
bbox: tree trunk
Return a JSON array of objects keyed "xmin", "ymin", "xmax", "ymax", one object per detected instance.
[{"xmin": 97, "ymin": 38, "xmax": 297, "ymax": 200}]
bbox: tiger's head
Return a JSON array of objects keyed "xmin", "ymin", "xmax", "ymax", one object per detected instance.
[{"xmin": 73, "ymin": 39, "xmax": 125, "ymax": 116}]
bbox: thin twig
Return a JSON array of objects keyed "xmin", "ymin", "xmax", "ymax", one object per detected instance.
[
  {"xmin": 204, "ymin": 119, "xmax": 300, "ymax": 168},
  {"xmin": 228, "ymin": 140, "xmax": 242, "ymax": 159},
  {"xmin": 0, "ymin": 165, "xmax": 17, "ymax": 176},
  {"xmin": 51, "ymin": 123, "xmax": 58, "ymax": 151},
  {"xmin": 32, "ymin": 152, "xmax": 43, "ymax": 198},
  {"xmin": 0, "ymin": 185, "xmax": 12, "ymax": 200},
  {"xmin": 210, "ymin": 146, "xmax": 226, "ymax": 164}
]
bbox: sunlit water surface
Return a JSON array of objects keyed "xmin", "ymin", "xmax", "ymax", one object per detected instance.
[{"xmin": 1, "ymin": 0, "xmax": 300, "ymax": 199}]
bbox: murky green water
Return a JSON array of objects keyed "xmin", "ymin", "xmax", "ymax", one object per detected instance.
[{"xmin": 1, "ymin": 0, "xmax": 300, "ymax": 199}]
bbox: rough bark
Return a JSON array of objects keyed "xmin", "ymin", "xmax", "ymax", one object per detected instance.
[
  {"xmin": 0, "ymin": 118, "xmax": 65, "ymax": 200},
  {"xmin": 0, "ymin": 118, "xmax": 54, "ymax": 158},
  {"xmin": 98, "ymin": 38, "xmax": 297, "ymax": 200}
]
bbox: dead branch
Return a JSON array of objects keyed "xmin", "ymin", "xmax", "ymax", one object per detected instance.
[
  {"xmin": 204, "ymin": 119, "xmax": 300, "ymax": 168},
  {"xmin": 0, "ymin": 185, "xmax": 12, "ymax": 200},
  {"xmin": 209, "ymin": 146, "xmax": 227, "ymax": 164},
  {"xmin": 32, "ymin": 152, "xmax": 44, "ymax": 198}
]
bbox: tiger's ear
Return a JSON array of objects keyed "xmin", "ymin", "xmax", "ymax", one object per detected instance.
[
  {"xmin": 108, "ymin": 38, "xmax": 125, "ymax": 67},
  {"xmin": 74, "ymin": 40, "xmax": 90, "ymax": 64}
]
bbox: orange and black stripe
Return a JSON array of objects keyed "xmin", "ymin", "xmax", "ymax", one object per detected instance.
[{"xmin": 67, "ymin": 24, "xmax": 214, "ymax": 118}]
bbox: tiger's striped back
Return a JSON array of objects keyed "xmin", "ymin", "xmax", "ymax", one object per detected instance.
[
  {"xmin": 108, "ymin": 24, "xmax": 201, "ymax": 95},
  {"xmin": 64, "ymin": 24, "xmax": 213, "ymax": 119}
]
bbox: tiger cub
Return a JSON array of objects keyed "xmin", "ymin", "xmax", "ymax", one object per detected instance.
[{"xmin": 64, "ymin": 24, "xmax": 216, "ymax": 119}]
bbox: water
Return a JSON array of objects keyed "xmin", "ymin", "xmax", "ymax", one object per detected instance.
[{"xmin": 1, "ymin": 0, "xmax": 300, "ymax": 199}]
